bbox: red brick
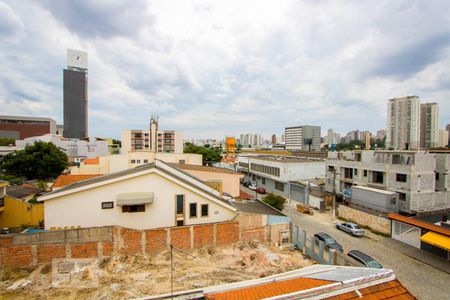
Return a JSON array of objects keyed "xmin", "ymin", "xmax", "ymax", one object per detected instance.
[
  {"xmin": 37, "ymin": 244, "xmax": 66, "ymax": 263},
  {"xmin": 193, "ymin": 225, "xmax": 214, "ymax": 248},
  {"xmin": 216, "ymin": 222, "xmax": 239, "ymax": 245},
  {"xmin": 102, "ymin": 242, "xmax": 113, "ymax": 256},
  {"xmin": 1, "ymin": 245, "xmax": 33, "ymax": 267},
  {"xmin": 145, "ymin": 229, "xmax": 167, "ymax": 255},
  {"xmin": 71, "ymin": 242, "xmax": 98, "ymax": 258},
  {"xmin": 0, "ymin": 237, "xmax": 13, "ymax": 246},
  {"xmin": 121, "ymin": 228, "xmax": 142, "ymax": 255},
  {"xmin": 170, "ymin": 227, "xmax": 191, "ymax": 250}
]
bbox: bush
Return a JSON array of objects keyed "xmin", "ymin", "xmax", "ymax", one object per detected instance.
[{"xmin": 262, "ymin": 193, "xmax": 286, "ymax": 211}]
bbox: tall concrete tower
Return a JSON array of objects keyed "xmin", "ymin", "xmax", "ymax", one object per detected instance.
[
  {"xmin": 386, "ymin": 96, "xmax": 420, "ymax": 150},
  {"xmin": 63, "ymin": 49, "xmax": 88, "ymax": 139},
  {"xmin": 420, "ymin": 102, "xmax": 439, "ymax": 149}
]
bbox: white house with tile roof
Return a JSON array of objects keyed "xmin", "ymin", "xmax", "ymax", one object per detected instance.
[{"xmin": 39, "ymin": 160, "xmax": 238, "ymax": 230}]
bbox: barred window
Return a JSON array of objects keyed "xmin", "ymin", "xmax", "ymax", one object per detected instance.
[{"xmin": 250, "ymin": 163, "xmax": 280, "ymax": 177}]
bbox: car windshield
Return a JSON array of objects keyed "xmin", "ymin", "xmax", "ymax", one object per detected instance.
[
  {"xmin": 366, "ymin": 260, "xmax": 383, "ymax": 269},
  {"xmin": 353, "ymin": 225, "xmax": 362, "ymax": 229},
  {"xmin": 324, "ymin": 238, "xmax": 335, "ymax": 244}
]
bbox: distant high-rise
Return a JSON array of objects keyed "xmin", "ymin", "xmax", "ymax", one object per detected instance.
[
  {"xmin": 239, "ymin": 133, "xmax": 262, "ymax": 147},
  {"xmin": 63, "ymin": 49, "xmax": 88, "ymax": 139},
  {"xmin": 386, "ymin": 96, "xmax": 420, "ymax": 150},
  {"xmin": 285, "ymin": 125, "xmax": 321, "ymax": 151},
  {"xmin": 420, "ymin": 103, "xmax": 439, "ymax": 149}
]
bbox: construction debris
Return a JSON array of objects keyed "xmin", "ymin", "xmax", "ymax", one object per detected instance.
[{"xmin": 0, "ymin": 242, "xmax": 312, "ymax": 300}]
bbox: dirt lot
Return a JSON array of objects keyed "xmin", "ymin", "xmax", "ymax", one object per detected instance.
[{"xmin": 0, "ymin": 242, "xmax": 312, "ymax": 299}]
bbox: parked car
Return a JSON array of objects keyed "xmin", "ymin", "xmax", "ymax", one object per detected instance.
[
  {"xmin": 248, "ymin": 183, "xmax": 257, "ymax": 190},
  {"xmin": 347, "ymin": 250, "xmax": 383, "ymax": 269},
  {"xmin": 313, "ymin": 232, "xmax": 343, "ymax": 252},
  {"xmin": 256, "ymin": 187, "xmax": 266, "ymax": 194},
  {"xmin": 336, "ymin": 222, "xmax": 365, "ymax": 237}
]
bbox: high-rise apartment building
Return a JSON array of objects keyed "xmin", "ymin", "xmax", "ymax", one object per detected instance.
[
  {"xmin": 63, "ymin": 49, "xmax": 88, "ymax": 139},
  {"xmin": 386, "ymin": 96, "xmax": 420, "ymax": 150},
  {"xmin": 121, "ymin": 117, "xmax": 183, "ymax": 153},
  {"xmin": 376, "ymin": 129, "xmax": 386, "ymax": 140},
  {"xmin": 438, "ymin": 129, "xmax": 449, "ymax": 147},
  {"xmin": 447, "ymin": 124, "xmax": 450, "ymax": 145},
  {"xmin": 285, "ymin": 125, "xmax": 321, "ymax": 151},
  {"xmin": 239, "ymin": 133, "xmax": 262, "ymax": 147},
  {"xmin": 420, "ymin": 103, "xmax": 439, "ymax": 149}
]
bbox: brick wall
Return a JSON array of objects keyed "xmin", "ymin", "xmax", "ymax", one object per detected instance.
[{"xmin": 0, "ymin": 221, "xmax": 242, "ymax": 268}]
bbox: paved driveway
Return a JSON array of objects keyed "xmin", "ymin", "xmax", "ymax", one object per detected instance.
[{"xmin": 283, "ymin": 204, "xmax": 450, "ymax": 300}]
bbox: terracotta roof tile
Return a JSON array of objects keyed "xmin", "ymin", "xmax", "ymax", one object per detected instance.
[
  {"xmin": 52, "ymin": 174, "xmax": 102, "ymax": 188},
  {"xmin": 389, "ymin": 213, "xmax": 450, "ymax": 237},
  {"xmin": 204, "ymin": 277, "xmax": 333, "ymax": 300},
  {"xmin": 84, "ymin": 157, "xmax": 100, "ymax": 165},
  {"xmin": 239, "ymin": 190, "xmax": 254, "ymax": 199},
  {"xmin": 325, "ymin": 279, "xmax": 415, "ymax": 300}
]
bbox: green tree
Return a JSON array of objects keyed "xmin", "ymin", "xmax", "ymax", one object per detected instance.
[
  {"xmin": 0, "ymin": 138, "xmax": 15, "ymax": 146},
  {"xmin": 1, "ymin": 141, "xmax": 69, "ymax": 180},
  {"xmin": 184, "ymin": 142, "xmax": 222, "ymax": 165},
  {"xmin": 262, "ymin": 193, "xmax": 286, "ymax": 211},
  {"xmin": 236, "ymin": 144, "xmax": 243, "ymax": 153},
  {"xmin": 112, "ymin": 139, "xmax": 122, "ymax": 147}
]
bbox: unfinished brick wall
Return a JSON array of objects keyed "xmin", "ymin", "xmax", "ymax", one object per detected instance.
[
  {"xmin": 0, "ymin": 221, "xmax": 243, "ymax": 268},
  {"xmin": 241, "ymin": 227, "xmax": 266, "ymax": 243}
]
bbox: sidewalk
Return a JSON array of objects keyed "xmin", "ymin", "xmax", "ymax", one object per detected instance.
[{"xmin": 378, "ymin": 237, "xmax": 450, "ymax": 274}]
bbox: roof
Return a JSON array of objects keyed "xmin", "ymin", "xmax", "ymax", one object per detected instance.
[
  {"xmin": 38, "ymin": 161, "xmax": 237, "ymax": 211},
  {"xmin": 389, "ymin": 214, "xmax": 450, "ymax": 237},
  {"xmin": 84, "ymin": 157, "xmax": 100, "ymax": 165},
  {"xmin": 52, "ymin": 174, "xmax": 102, "ymax": 188},
  {"xmin": 249, "ymin": 156, "xmax": 325, "ymax": 163},
  {"xmin": 420, "ymin": 231, "xmax": 450, "ymax": 251},
  {"xmin": 230, "ymin": 199, "xmax": 286, "ymax": 217},
  {"xmin": 0, "ymin": 115, "xmax": 55, "ymax": 122},
  {"xmin": 352, "ymin": 186, "xmax": 397, "ymax": 195},
  {"xmin": 6, "ymin": 184, "xmax": 44, "ymax": 199},
  {"xmin": 204, "ymin": 277, "xmax": 333, "ymax": 300},
  {"xmin": 170, "ymin": 163, "xmax": 242, "ymax": 175},
  {"xmin": 325, "ymin": 279, "xmax": 414, "ymax": 299}
]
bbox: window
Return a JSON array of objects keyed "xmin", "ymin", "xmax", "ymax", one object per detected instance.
[
  {"xmin": 176, "ymin": 195, "xmax": 184, "ymax": 214},
  {"xmin": 328, "ymin": 166, "xmax": 335, "ymax": 172},
  {"xmin": 436, "ymin": 172, "xmax": 440, "ymax": 181},
  {"xmin": 137, "ymin": 160, "xmax": 141, "ymax": 163},
  {"xmin": 275, "ymin": 181, "xmax": 284, "ymax": 192},
  {"xmin": 372, "ymin": 171, "xmax": 384, "ymax": 184},
  {"xmin": 398, "ymin": 192, "xmax": 406, "ymax": 201},
  {"xmin": 250, "ymin": 163, "xmax": 280, "ymax": 177},
  {"xmin": 354, "ymin": 169, "xmax": 358, "ymax": 176},
  {"xmin": 143, "ymin": 159, "xmax": 148, "ymax": 163},
  {"xmin": 201, "ymin": 204, "xmax": 209, "ymax": 217},
  {"xmin": 344, "ymin": 168, "xmax": 353, "ymax": 179},
  {"xmin": 131, "ymin": 159, "xmax": 136, "ymax": 164},
  {"xmin": 396, "ymin": 173, "xmax": 407, "ymax": 183},
  {"xmin": 363, "ymin": 170, "xmax": 367, "ymax": 177},
  {"xmin": 177, "ymin": 220, "xmax": 184, "ymax": 226},
  {"xmin": 189, "ymin": 203, "xmax": 197, "ymax": 218},
  {"xmin": 262, "ymin": 177, "xmax": 266, "ymax": 185},
  {"xmin": 122, "ymin": 205, "xmax": 145, "ymax": 213},
  {"xmin": 179, "ymin": 159, "xmax": 186, "ymax": 164},
  {"xmin": 390, "ymin": 197, "xmax": 396, "ymax": 206},
  {"xmin": 101, "ymin": 202, "xmax": 114, "ymax": 209}
]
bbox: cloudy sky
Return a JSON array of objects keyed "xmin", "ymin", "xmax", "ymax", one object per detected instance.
[{"xmin": 0, "ymin": 0, "xmax": 449, "ymax": 139}]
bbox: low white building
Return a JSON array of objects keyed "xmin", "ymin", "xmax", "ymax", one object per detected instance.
[
  {"xmin": 39, "ymin": 160, "xmax": 238, "ymax": 230},
  {"xmin": 15, "ymin": 134, "xmax": 109, "ymax": 160}
]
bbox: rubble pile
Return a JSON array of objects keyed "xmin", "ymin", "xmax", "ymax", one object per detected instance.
[{"xmin": 0, "ymin": 242, "xmax": 312, "ymax": 300}]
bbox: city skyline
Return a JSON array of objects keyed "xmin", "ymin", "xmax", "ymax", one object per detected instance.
[{"xmin": 1, "ymin": 1, "xmax": 449, "ymax": 139}]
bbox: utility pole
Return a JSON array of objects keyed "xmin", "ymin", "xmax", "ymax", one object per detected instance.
[
  {"xmin": 170, "ymin": 244, "xmax": 174, "ymax": 300},
  {"xmin": 332, "ymin": 168, "xmax": 337, "ymax": 218}
]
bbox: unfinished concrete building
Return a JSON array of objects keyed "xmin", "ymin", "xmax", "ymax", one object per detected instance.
[{"xmin": 325, "ymin": 150, "xmax": 449, "ymax": 215}]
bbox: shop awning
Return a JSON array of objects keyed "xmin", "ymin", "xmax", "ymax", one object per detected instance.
[
  {"xmin": 116, "ymin": 192, "xmax": 154, "ymax": 206},
  {"xmin": 420, "ymin": 231, "xmax": 450, "ymax": 251}
]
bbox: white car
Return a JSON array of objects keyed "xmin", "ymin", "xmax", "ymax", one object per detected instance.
[
  {"xmin": 248, "ymin": 183, "xmax": 257, "ymax": 191},
  {"xmin": 336, "ymin": 222, "xmax": 365, "ymax": 237}
]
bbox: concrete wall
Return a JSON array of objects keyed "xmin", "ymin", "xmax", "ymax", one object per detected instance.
[
  {"xmin": 181, "ymin": 169, "xmax": 243, "ymax": 197},
  {"xmin": 0, "ymin": 196, "xmax": 44, "ymax": 228},
  {"xmin": 338, "ymin": 205, "xmax": 390, "ymax": 235},
  {"xmin": 43, "ymin": 170, "xmax": 237, "ymax": 230}
]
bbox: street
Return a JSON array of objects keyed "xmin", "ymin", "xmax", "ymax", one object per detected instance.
[{"xmin": 283, "ymin": 204, "xmax": 450, "ymax": 300}]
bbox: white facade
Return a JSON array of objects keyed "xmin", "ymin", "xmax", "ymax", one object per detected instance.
[
  {"xmin": 40, "ymin": 161, "xmax": 238, "ymax": 230},
  {"xmin": 386, "ymin": 96, "xmax": 420, "ymax": 150},
  {"xmin": 15, "ymin": 134, "xmax": 109, "ymax": 159},
  {"xmin": 239, "ymin": 133, "xmax": 263, "ymax": 147},
  {"xmin": 285, "ymin": 125, "xmax": 321, "ymax": 151},
  {"xmin": 439, "ymin": 129, "xmax": 449, "ymax": 148}
]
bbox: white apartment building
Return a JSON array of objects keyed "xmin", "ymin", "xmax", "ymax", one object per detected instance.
[
  {"xmin": 285, "ymin": 125, "xmax": 321, "ymax": 151},
  {"xmin": 439, "ymin": 129, "xmax": 449, "ymax": 148},
  {"xmin": 420, "ymin": 103, "xmax": 439, "ymax": 148},
  {"xmin": 325, "ymin": 150, "xmax": 450, "ymax": 214},
  {"xmin": 239, "ymin": 133, "xmax": 263, "ymax": 147},
  {"xmin": 15, "ymin": 134, "xmax": 109, "ymax": 160},
  {"xmin": 122, "ymin": 117, "xmax": 183, "ymax": 153},
  {"xmin": 386, "ymin": 96, "xmax": 420, "ymax": 150}
]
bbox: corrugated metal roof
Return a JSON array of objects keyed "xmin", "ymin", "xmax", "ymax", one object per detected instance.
[
  {"xmin": 420, "ymin": 231, "xmax": 450, "ymax": 251},
  {"xmin": 305, "ymin": 267, "xmax": 390, "ymax": 282},
  {"xmin": 6, "ymin": 185, "xmax": 44, "ymax": 199}
]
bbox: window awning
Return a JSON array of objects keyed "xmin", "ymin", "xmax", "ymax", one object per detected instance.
[
  {"xmin": 420, "ymin": 231, "xmax": 450, "ymax": 251},
  {"xmin": 116, "ymin": 192, "xmax": 154, "ymax": 206}
]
